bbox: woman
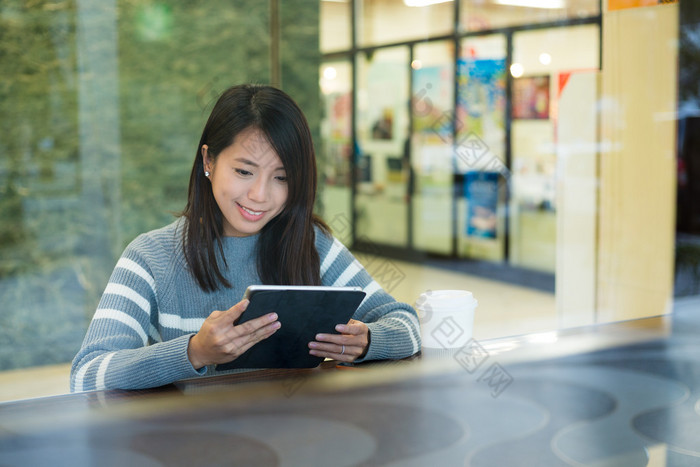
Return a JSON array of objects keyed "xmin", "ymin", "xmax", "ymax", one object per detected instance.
[{"xmin": 71, "ymin": 84, "xmax": 421, "ymax": 392}]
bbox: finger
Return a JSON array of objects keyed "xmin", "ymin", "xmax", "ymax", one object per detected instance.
[
  {"xmin": 308, "ymin": 341, "xmax": 359, "ymax": 356},
  {"xmin": 228, "ymin": 320, "xmax": 281, "ymax": 357},
  {"xmin": 313, "ymin": 334, "xmax": 367, "ymax": 353},
  {"xmin": 334, "ymin": 321, "xmax": 364, "ymax": 336},
  {"xmin": 315, "ymin": 328, "xmax": 367, "ymax": 347},
  {"xmin": 313, "ymin": 332, "xmax": 347, "ymax": 345},
  {"xmin": 309, "ymin": 345, "xmax": 358, "ymax": 362},
  {"xmin": 234, "ymin": 311, "xmax": 279, "ymax": 337},
  {"xmin": 224, "ymin": 298, "xmax": 250, "ymax": 323}
]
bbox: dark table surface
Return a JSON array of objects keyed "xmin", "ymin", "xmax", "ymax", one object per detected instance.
[{"xmin": 2, "ymin": 299, "xmax": 700, "ymax": 466}]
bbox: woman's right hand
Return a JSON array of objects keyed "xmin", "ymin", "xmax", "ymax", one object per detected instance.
[{"xmin": 187, "ymin": 299, "xmax": 280, "ymax": 369}]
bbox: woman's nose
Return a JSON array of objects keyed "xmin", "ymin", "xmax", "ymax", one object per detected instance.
[{"xmin": 248, "ymin": 177, "xmax": 267, "ymax": 202}]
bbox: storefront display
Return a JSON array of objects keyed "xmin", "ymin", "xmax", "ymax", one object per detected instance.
[{"xmin": 319, "ymin": 1, "xmax": 602, "ymax": 275}]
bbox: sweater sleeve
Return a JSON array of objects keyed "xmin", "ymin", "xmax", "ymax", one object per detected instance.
[
  {"xmin": 316, "ymin": 230, "xmax": 421, "ymax": 361},
  {"xmin": 70, "ymin": 238, "xmax": 204, "ymax": 392}
]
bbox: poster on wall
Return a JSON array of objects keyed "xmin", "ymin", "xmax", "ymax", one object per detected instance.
[
  {"xmin": 455, "ymin": 58, "xmax": 506, "ymax": 175},
  {"xmin": 323, "ymin": 91, "xmax": 352, "ymax": 187},
  {"xmin": 330, "ymin": 92, "xmax": 352, "ymax": 142},
  {"xmin": 456, "ymin": 58, "xmax": 506, "ymax": 140},
  {"xmin": 512, "ymin": 76, "xmax": 550, "ymax": 119},
  {"xmin": 412, "ymin": 64, "xmax": 454, "ymax": 180},
  {"xmin": 366, "ymin": 62, "xmax": 404, "ymax": 142},
  {"xmin": 465, "ymin": 171, "xmax": 498, "ymax": 239},
  {"xmin": 412, "ymin": 65, "xmax": 453, "ymax": 143}
]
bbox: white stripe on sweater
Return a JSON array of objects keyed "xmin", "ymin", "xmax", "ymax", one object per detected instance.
[
  {"xmin": 116, "ymin": 257, "xmax": 156, "ymax": 290},
  {"xmin": 73, "ymin": 357, "xmax": 96, "ymax": 393},
  {"xmin": 359, "ymin": 281, "xmax": 382, "ymax": 307},
  {"xmin": 95, "ymin": 352, "xmax": 115, "ymax": 390},
  {"xmin": 320, "ymin": 238, "xmax": 344, "ymax": 277},
  {"xmin": 391, "ymin": 309, "xmax": 420, "ymax": 330},
  {"xmin": 159, "ymin": 313, "xmax": 204, "ymax": 333},
  {"xmin": 104, "ymin": 283, "xmax": 151, "ymax": 314},
  {"xmin": 94, "ymin": 309, "xmax": 149, "ymax": 345},
  {"xmin": 385, "ymin": 312, "xmax": 420, "ymax": 354},
  {"xmin": 332, "ymin": 259, "xmax": 362, "ymax": 287}
]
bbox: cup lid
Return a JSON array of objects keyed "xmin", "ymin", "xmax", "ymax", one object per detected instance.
[
  {"xmin": 418, "ymin": 289, "xmax": 474, "ymax": 300},
  {"xmin": 416, "ymin": 290, "xmax": 477, "ymax": 308}
]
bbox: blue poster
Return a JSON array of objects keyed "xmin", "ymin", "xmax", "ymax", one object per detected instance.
[
  {"xmin": 457, "ymin": 58, "xmax": 505, "ymax": 119},
  {"xmin": 465, "ymin": 171, "xmax": 498, "ymax": 238},
  {"xmin": 456, "ymin": 58, "xmax": 506, "ymax": 137}
]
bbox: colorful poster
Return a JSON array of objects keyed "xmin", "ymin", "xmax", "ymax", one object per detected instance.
[
  {"xmin": 323, "ymin": 91, "xmax": 353, "ymax": 187},
  {"xmin": 330, "ymin": 92, "xmax": 352, "ymax": 142},
  {"xmin": 465, "ymin": 171, "xmax": 498, "ymax": 239},
  {"xmin": 512, "ymin": 75, "xmax": 550, "ymax": 120},
  {"xmin": 456, "ymin": 58, "xmax": 506, "ymax": 141},
  {"xmin": 412, "ymin": 65, "xmax": 453, "ymax": 143}
]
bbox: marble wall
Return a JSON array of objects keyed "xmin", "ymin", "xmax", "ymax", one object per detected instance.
[{"xmin": 0, "ymin": 0, "xmax": 319, "ymax": 370}]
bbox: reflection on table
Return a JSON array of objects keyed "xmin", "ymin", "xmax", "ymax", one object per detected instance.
[{"xmin": 1, "ymin": 303, "xmax": 699, "ymax": 466}]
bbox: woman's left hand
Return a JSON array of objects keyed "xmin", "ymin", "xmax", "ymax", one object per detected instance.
[{"xmin": 309, "ymin": 319, "xmax": 369, "ymax": 363}]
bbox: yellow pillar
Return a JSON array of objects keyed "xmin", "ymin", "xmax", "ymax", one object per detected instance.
[{"xmin": 597, "ymin": 1, "xmax": 678, "ymax": 322}]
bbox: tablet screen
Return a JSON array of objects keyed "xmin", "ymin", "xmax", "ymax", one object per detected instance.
[{"xmin": 215, "ymin": 286, "xmax": 366, "ymax": 370}]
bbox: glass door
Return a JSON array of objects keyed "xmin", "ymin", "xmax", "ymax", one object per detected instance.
[
  {"xmin": 319, "ymin": 60, "xmax": 353, "ymax": 246},
  {"xmin": 456, "ymin": 34, "xmax": 508, "ymax": 262},
  {"xmin": 355, "ymin": 46, "xmax": 410, "ymax": 247},
  {"xmin": 509, "ymin": 24, "xmax": 599, "ymax": 273},
  {"xmin": 411, "ymin": 41, "xmax": 455, "ymax": 255}
]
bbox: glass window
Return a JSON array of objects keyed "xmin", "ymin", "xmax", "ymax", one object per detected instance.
[
  {"xmin": 460, "ymin": 0, "xmax": 599, "ymax": 33},
  {"xmin": 456, "ymin": 35, "xmax": 507, "ymax": 262},
  {"xmin": 509, "ymin": 24, "xmax": 599, "ymax": 273},
  {"xmin": 321, "ymin": 0, "xmax": 352, "ymax": 52},
  {"xmin": 411, "ymin": 41, "xmax": 455, "ymax": 255},
  {"xmin": 356, "ymin": 46, "xmax": 410, "ymax": 247},
  {"xmin": 0, "ymin": 0, "xmax": 321, "ymax": 374},
  {"xmin": 319, "ymin": 60, "xmax": 354, "ymax": 245},
  {"xmin": 357, "ymin": 0, "xmax": 454, "ymax": 47}
]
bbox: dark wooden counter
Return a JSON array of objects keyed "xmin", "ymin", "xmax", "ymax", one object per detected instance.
[{"xmin": 2, "ymin": 308, "xmax": 699, "ymax": 466}]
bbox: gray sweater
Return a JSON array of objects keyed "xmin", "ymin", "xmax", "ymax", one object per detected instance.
[{"xmin": 71, "ymin": 219, "xmax": 421, "ymax": 392}]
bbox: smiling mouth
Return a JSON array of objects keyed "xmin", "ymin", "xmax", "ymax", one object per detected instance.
[{"xmin": 238, "ymin": 203, "xmax": 263, "ymax": 216}]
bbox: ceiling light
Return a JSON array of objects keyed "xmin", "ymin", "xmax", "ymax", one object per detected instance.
[
  {"xmin": 404, "ymin": 0, "xmax": 453, "ymax": 7},
  {"xmin": 323, "ymin": 66, "xmax": 337, "ymax": 80},
  {"xmin": 510, "ymin": 63, "xmax": 524, "ymax": 78},
  {"xmin": 495, "ymin": 0, "xmax": 565, "ymax": 8}
]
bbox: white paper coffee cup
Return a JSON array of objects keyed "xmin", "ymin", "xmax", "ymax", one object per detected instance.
[{"xmin": 416, "ymin": 290, "xmax": 478, "ymax": 354}]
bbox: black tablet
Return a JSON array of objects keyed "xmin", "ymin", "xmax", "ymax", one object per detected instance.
[{"xmin": 215, "ymin": 285, "xmax": 366, "ymax": 370}]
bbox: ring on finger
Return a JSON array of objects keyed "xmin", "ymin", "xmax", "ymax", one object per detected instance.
[{"xmin": 341, "ymin": 345, "xmax": 345, "ymax": 355}]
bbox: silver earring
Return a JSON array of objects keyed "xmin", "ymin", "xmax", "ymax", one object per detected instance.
[{"xmin": 204, "ymin": 171, "xmax": 210, "ymax": 177}]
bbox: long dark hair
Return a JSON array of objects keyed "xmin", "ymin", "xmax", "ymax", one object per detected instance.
[{"xmin": 181, "ymin": 84, "xmax": 328, "ymax": 292}]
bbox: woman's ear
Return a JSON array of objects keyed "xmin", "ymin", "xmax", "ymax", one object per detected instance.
[{"xmin": 201, "ymin": 145, "xmax": 211, "ymax": 173}]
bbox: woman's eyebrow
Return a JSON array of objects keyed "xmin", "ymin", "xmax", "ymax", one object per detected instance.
[
  {"xmin": 234, "ymin": 157, "xmax": 259, "ymax": 167},
  {"xmin": 234, "ymin": 157, "xmax": 285, "ymax": 172}
]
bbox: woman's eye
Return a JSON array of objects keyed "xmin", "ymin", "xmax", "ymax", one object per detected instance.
[
  {"xmin": 275, "ymin": 176, "xmax": 287, "ymax": 182},
  {"xmin": 235, "ymin": 168, "xmax": 252, "ymax": 176}
]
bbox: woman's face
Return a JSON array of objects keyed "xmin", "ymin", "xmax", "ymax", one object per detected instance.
[{"xmin": 203, "ymin": 127, "xmax": 288, "ymax": 237}]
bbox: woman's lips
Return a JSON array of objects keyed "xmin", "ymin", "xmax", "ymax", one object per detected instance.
[{"xmin": 237, "ymin": 202, "xmax": 265, "ymax": 221}]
